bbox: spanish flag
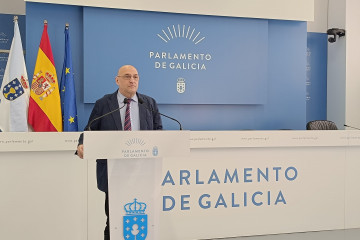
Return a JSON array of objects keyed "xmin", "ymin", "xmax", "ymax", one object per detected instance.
[{"xmin": 28, "ymin": 21, "xmax": 62, "ymax": 132}]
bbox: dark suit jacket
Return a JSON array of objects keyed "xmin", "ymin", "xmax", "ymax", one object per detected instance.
[{"xmin": 78, "ymin": 90, "xmax": 163, "ymax": 192}]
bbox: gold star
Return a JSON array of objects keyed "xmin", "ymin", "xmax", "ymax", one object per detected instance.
[
  {"xmin": 65, "ymin": 68, "xmax": 70, "ymax": 74},
  {"xmin": 68, "ymin": 116, "xmax": 75, "ymax": 124}
]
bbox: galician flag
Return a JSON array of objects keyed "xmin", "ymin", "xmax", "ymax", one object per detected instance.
[
  {"xmin": 0, "ymin": 18, "xmax": 30, "ymax": 132},
  {"xmin": 28, "ymin": 21, "xmax": 62, "ymax": 132},
  {"xmin": 60, "ymin": 25, "xmax": 78, "ymax": 131}
]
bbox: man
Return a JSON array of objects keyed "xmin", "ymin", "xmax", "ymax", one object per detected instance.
[{"xmin": 76, "ymin": 65, "xmax": 162, "ymax": 240}]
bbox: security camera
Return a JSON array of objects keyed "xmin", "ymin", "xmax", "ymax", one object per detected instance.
[{"xmin": 327, "ymin": 28, "xmax": 345, "ymax": 43}]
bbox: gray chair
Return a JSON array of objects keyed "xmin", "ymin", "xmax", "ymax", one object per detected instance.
[{"xmin": 306, "ymin": 120, "xmax": 338, "ymax": 130}]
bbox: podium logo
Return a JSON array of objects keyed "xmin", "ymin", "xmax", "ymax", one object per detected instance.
[
  {"xmin": 152, "ymin": 146, "xmax": 159, "ymax": 156},
  {"xmin": 125, "ymin": 138, "xmax": 146, "ymax": 147},
  {"xmin": 123, "ymin": 198, "xmax": 148, "ymax": 240},
  {"xmin": 122, "ymin": 138, "xmax": 151, "ymax": 158}
]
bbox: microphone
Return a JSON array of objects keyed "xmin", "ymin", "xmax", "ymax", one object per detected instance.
[
  {"xmin": 344, "ymin": 124, "xmax": 360, "ymax": 130},
  {"xmin": 87, "ymin": 98, "xmax": 128, "ymax": 131},
  {"xmin": 138, "ymin": 98, "xmax": 183, "ymax": 130}
]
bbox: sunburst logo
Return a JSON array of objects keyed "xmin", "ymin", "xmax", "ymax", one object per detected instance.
[
  {"xmin": 125, "ymin": 138, "xmax": 146, "ymax": 146},
  {"xmin": 157, "ymin": 24, "xmax": 205, "ymax": 45}
]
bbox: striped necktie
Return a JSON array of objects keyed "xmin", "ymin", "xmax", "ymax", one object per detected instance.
[{"xmin": 124, "ymin": 99, "xmax": 132, "ymax": 131}]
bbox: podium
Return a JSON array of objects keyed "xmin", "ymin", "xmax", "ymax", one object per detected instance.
[
  {"xmin": 82, "ymin": 130, "xmax": 360, "ymax": 240},
  {"xmin": 2, "ymin": 131, "xmax": 360, "ymax": 240},
  {"xmin": 84, "ymin": 131, "xmax": 189, "ymax": 240}
]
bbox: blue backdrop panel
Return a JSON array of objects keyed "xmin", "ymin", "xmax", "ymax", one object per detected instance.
[
  {"xmin": 26, "ymin": 3, "xmax": 308, "ymax": 131},
  {"xmin": 263, "ymin": 20, "xmax": 307, "ymax": 130},
  {"xmin": 306, "ymin": 32, "xmax": 327, "ymax": 122},
  {"xmin": 159, "ymin": 21, "xmax": 307, "ymax": 130},
  {"xmin": 83, "ymin": 7, "xmax": 268, "ymax": 104}
]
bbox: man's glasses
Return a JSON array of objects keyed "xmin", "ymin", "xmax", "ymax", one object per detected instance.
[{"xmin": 118, "ymin": 74, "xmax": 139, "ymax": 81}]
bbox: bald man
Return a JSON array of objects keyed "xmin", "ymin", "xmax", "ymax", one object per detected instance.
[{"xmin": 77, "ymin": 65, "xmax": 162, "ymax": 240}]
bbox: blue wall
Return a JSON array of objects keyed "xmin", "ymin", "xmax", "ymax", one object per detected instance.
[
  {"xmin": 0, "ymin": 14, "xmax": 26, "ymax": 85},
  {"xmin": 306, "ymin": 33, "xmax": 328, "ymax": 122},
  {"xmin": 26, "ymin": 2, "xmax": 308, "ymax": 131}
]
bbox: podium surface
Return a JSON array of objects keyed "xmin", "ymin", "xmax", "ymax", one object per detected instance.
[
  {"xmin": 83, "ymin": 130, "xmax": 360, "ymax": 240},
  {"xmin": 1, "ymin": 130, "xmax": 360, "ymax": 240}
]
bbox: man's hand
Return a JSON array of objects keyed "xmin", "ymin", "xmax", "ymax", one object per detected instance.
[{"xmin": 77, "ymin": 144, "xmax": 84, "ymax": 159}]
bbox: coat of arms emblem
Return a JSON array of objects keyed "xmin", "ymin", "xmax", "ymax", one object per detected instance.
[
  {"xmin": 177, "ymin": 78, "xmax": 185, "ymax": 93},
  {"xmin": 123, "ymin": 199, "xmax": 148, "ymax": 240},
  {"xmin": 31, "ymin": 71, "xmax": 56, "ymax": 100},
  {"xmin": 152, "ymin": 146, "xmax": 158, "ymax": 156},
  {"xmin": 2, "ymin": 78, "xmax": 25, "ymax": 101}
]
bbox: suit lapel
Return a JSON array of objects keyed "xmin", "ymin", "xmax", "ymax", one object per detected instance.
[
  {"xmin": 138, "ymin": 93, "xmax": 148, "ymax": 130},
  {"xmin": 107, "ymin": 91, "xmax": 122, "ymax": 130}
]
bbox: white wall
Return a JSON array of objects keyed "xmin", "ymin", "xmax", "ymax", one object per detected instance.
[
  {"xmin": 327, "ymin": 0, "xmax": 346, "ymax": 129},
  {"xmin": 25, "ymin": 0, "xmax": 314, "ymax": 21},
  {"xmin": 0, "ymin": 0, "xmax": 25, "ymax": 14},
  {"xmin": 327, "ymin": 0, "xmax": 360, "ymax": 130},
  {"xmin": 307, "ymin": 0, "xmax": 329, "ymax": 33},
  {"xmin": 2, "ymin": 0, "xmax": 321, "ymax": 24},
  {"xmin": 345, "ymin": 0, "xmax": 360, "ymax": 130}
]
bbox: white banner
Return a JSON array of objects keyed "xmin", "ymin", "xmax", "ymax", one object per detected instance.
[{"xmin": 108, "ymin": 158, "xmax": 162, "ymax": 240}]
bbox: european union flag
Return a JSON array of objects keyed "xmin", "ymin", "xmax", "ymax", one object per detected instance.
[{"xmin": 60, "ymin": 25, "xmax": 78, "ymax": 131}]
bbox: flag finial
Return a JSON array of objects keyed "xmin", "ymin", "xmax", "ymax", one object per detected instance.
[
  {"xmin": 44, "ymin": 19, "xmax": 48, "ymax": 25},
  {"xmin": 13, "ymin": 16, "xmax": 18, "ymax": 22},
  {"xmin": 65, "ymin": 23, "xmax": 69, "ymax": 28}
]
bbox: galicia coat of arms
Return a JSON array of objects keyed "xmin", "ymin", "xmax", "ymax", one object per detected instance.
[
  {"xmin": 2, "ymin": 77, "xmax": 27, "ymax": 101},
  {"xmin": 177, "ymin": 78, "xmax": 185, "ymax": 93},
  {"xmin": 152, "ymin": 146, "xmax": 158, "ymax": 156},
  {"xmin": 123, "ymin": 199, "xmax": 148, "ymax": 240}
]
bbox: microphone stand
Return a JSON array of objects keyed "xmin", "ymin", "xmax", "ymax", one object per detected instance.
[
  {"xmin": 138, "ymin": 98, "xmax": 183, "ymax": 130},
  {"xmin": 87, "ymin": 99, "xmax": 128, "ymax": 131},
  {"xmin": 344, "ymin": 124, "xmax": 360, "ymax": 130}
]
